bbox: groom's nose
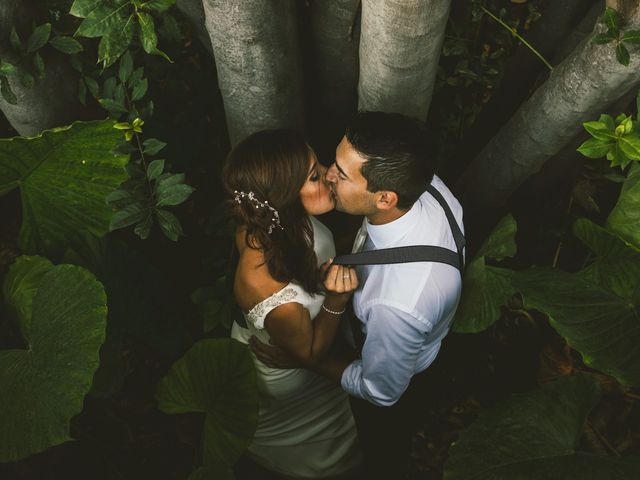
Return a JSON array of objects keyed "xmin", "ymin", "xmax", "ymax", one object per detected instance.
[{"xmin": 325, "ymin": 163, "xmax": 338, "ymax": 184}]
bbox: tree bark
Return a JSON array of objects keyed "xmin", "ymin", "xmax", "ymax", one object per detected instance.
[
  {"xmin": 358, "ymin": 0, "xmax": 451, "ymax": 121},
  {"xmin": 456, "ymin": 6, "xmax": 640, "ymax": 214},
  {"xmin": 175, "ymin": 0, "xmax": 213, "ymax": 55},
  {"xmin": 202, "ymin": 0, "xmax": 304, "ymax": 146},
  {"xmin": 304, "ymin": 0, "xmax": 360, "ymax": 157},
  {"xmin": 552, "ymin": 1, "xmax": 604, "ymax": 65},
  {"xmin": 0, "ymin": 0, "xmax": 97, "ymax": 136}
]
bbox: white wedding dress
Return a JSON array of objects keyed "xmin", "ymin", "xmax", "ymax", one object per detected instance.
[{"xmin": 231, "ymin": 216, "xmax": 362, "ymax": 479}]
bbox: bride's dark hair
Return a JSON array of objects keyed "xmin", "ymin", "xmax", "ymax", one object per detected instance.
[{"xmin": 222, "ymin": 129, "xmax": 321, "ymax": 294}]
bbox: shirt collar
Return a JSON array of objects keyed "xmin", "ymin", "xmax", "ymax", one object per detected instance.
[{"xmin": 365, "ymin": 198, "xmax": 422, "ymax": 249}]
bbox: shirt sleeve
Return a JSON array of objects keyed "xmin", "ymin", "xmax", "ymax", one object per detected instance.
[{"xmin": 340, "ymin": 303, "xmax": 432, "ymax": 406}]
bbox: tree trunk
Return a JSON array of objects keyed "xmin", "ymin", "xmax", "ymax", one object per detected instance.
[
  {"xmin": 358, "ymin": 0, "xmax": 451, "ymax": 121},
  {"xmin": 175, "ymin": 0, "xmax": 213, "ymax": 55},
  {"xmin": 0, "ymin": 0, "xmax": 97, "ymax": 136},
  {"xmin": 304, "ymin": 0, "xmax": 360, "ymax": 157},
  {"xmin": 606, "ymin": 0, "xmax": 639, "ymax": 21},
  {"xmin": 552, "ymin": 1, "xmax": 604, "ymax": 64},
  {"xmin": 448, "ymin": 0, "xmax": 596, "ymax": 180},
  {"xmin": 202, "ymin": 0, "xmax": 304, "ymax": 146},
  {"xmin": 456, "ymin": 6, "xmax": 640, "ymax": 214}
]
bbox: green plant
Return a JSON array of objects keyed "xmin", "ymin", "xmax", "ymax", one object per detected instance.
[
  {"xmin": 578, "ymin": 94, "xmax": 640, "ymax": 169},
  {"xmin": 0, "ymin": 256, "xmax": 107, "ymax": 462},
  {"xmin": 480, "ymin": 5, "xmax": 552, "ymax": 71},
  {"xmin": 107, "ymin": 115, "xmax": 195, "ymax": 241},
  {"xmin": 514, "ymin": 223, "xmax": 640, "ymax": 387},
  {"xmin": 0, "ymin": 120, "xmax": 128, "ymax": 257},
  {"xmin": 0, "ymin": 23, "xmax": 57, "ymax": 104},
  {"xmin": 592, "ymin": 7, "xmax": 640, "ymax": 67},
  {"xmin": 70, "ymin": 0, "xmax": 175, "ymax": 67},
  {"xmin": 453, "ymin": 214, "xmax": 517, "ymax": 333},
  {"xmin": 156, "ymin": 339, "xmax": 259, "ymax": 480},
  {"xmin": 453, "ymin": 165, "xmax": 640, "ymax": 387},
  {"xmin": 445, "ymin": 375, "xmax": 640, "ymax": 479}
]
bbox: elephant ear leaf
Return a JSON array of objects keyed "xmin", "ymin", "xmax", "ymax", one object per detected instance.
[
  {"xmin": 573, "ymin": 218, "xmax": 640, "ymax": 299},
  {"xmin": 607, "ymin": 163, "xmax": 640, "ymax": 250},
  {"xmin": 514, "ymin": 266, "xmax": 640, "ymax": 387},
  {"xmin": 445, "ymin": 375, "xmax": 640, "ymax": 479},
  {"xmin": 2, "ymin": 256, "xmax": 54, "ymax": 342},
  {"xmin": 453, "ymin": 214, "xmax": 517, "ymax": 333},
  {"xmin": 0, "ymin": 257, "xmax": 107, "ymax": 462},
  {"xmin": 0, "ymin": 120, "xmax": 128, "ymax": 257},
  {"xmin": 156, "ymin": 339, "xmax": 258, "ymax": 476}
]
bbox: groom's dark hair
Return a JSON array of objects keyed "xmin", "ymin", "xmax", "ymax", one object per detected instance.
[{"xmin": 345, "ymin": 111, "xmax": 435, "ymax": 209}]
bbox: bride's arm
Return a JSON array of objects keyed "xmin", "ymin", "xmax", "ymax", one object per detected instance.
[{"xmin": 262, "ymin": 263, "xmax": 357, "ymax": 368}]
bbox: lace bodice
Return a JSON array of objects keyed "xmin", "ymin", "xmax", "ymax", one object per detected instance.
[{"xmin": 247, "ymin": 285, "xmax": 301, "ymax": 329}]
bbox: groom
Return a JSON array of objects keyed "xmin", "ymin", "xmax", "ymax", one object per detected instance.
[{"xmin": 255, "ymin": 111, "xmax": 464, "ymax": 479}]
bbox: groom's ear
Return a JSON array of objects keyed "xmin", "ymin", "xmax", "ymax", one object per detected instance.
[{"xmin": 375, "ymin": 191, "xmax": 399, "ymax": 210}]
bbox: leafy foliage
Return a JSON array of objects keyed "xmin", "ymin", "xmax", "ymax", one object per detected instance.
[
  {"xmin": 0, "ymin": 257, "xmax": 107, "ymax": 462},
  {"xmin": 433, "ymin": 0, "xmax": 543, "ymax": 164},
  {"xmin": 156, "ymin": 339, "xmax": 259, "ymax": 477},
  {"xmin": 445, "ymin": 375, "xmax": 640, "ymax": 479},
  {"xmin": 592, "ymin": 7, "xmax": 640, "ymax": 67},
  {"xmin": 0, "ymin": 23, "xmax": 54, "ymax": 104},
  {"xmin": 514, "ymin": 262, "xmax": 640, "ymax": 387},
  {"xmin": 106, "ymin": 151, "xmax": 195, "ymax": 241},
  {"xmin": 607, "ymin": 163, "xmax": 640, "ymax": 248},
  {"xmin": 70, "ymin": 0, "xmax": 174, "ymax": 67},
  {"xmin": 0, "ymin": 120, "xmax": 128, "ymax": 257},
  {"xmin": 578, "ymin": 112, "xmax": 640, "ymax": 169},
  {"xmin": 453, "ymin": 215, "xmax": 517, "ymax": 333},
  {"xmin": 573, "ymin": 218, "xmax": 640, "ymax": 299}
]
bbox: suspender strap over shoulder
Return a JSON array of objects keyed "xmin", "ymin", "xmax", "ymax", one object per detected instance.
[
  {"xmin": 332, "ymin": 245, "xmax": 463, "ymax": 270},
  {"xmin": 333, "ymin": 184, "xmax": 465, "ymax": 272}
]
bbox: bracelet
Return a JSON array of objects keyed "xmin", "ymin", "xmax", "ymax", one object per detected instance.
[{"xmin": 321, "ymin": 303, "xmax": 345, "ymax": 315}]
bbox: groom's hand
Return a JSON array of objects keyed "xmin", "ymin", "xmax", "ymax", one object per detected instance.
[{"xmin": 249, "ymin": 335, "xmax": 301, "ymax": 369}]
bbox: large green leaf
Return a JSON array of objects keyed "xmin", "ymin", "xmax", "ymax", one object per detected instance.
[
  {"xmin": 97, "ymin": 13, "xmax": 134, "ymax": 67},
  {"xmin": 156, "ymin": 339, "xmax": 258, "ymax": 471},
  {"xmin": 514, "ymin": 268, "xmax": 640, "ymax": 386},
  {"xmin": 1, "ymin": 256, "xmax": 54, "ymax": 340},
  {"xmin": 453, "ymin": 258, "xmax": 514, "ymax": 333},
  {"xmin": 607, "ymin": 163, "xmax": 640, "ymax": 249},
  {"xmin": 74, "ymin": 0, "xmax": 131, "ymax": 38},
  {"xmin": 476, "ymin": 214, "xmax": 518, "ymax": 260},
  {"xmin": 0, "ymin": 120, "xmax": 128, "ymax": 257},
  {"xmin": 573, "ymin": 218, "xmax": 640, "ymax": 299},
  {"xmin": 453, "ymin": 215, "xmax": 517, "ymax": 333},
  {"xmin": 137, "ymin": 11, "xmax": 171, "ymax": 61},
  {"xmin": 70, "ymin": 0, "xmax": 103, "ymax": 18},
  {"xmin": 445, "ymin": 376, "xmax": 640, "ymax": 479},
  {"xmin": 0, "ymin": 259, "xmax": 107, "ymax": 462},
  {"xmin": 143, "ymin": 0, "xmax": 177, "ymax": 13}
]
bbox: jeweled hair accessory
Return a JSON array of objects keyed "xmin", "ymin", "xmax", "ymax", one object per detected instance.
[{"xmin": 233, "ymin": 190, "xmax": 284, "ymax": 234}]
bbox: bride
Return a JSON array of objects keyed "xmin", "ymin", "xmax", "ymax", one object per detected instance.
[{"xmin": 222, "ymin": 129, "xmax": 362, "ymax": 479}]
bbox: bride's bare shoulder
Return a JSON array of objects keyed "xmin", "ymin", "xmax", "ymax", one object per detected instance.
[{"xmin": 234, "ymin": 248, "xmax": 287, "ymax": 313}]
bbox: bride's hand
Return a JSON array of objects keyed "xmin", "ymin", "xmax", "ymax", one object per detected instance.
[{"xmin": 320, "ymin": 259, "xmax": 358, "ymax": 309}]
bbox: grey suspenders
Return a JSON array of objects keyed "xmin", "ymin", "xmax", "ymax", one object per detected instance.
[
  {"xmin": 331, "ymin": 185, "xmax": 465, "ymax": 355},
  {"xmin": 332, "ymin": 185, "xmax": 466, "ymax": 271}
]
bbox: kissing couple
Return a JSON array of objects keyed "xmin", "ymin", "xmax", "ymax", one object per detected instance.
[{"xmin": 224, "ymin": 111, "xmax": 465, "ymax": 480}]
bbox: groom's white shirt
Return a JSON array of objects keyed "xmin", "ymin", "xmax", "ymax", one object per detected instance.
[{"xmin": 340, "ymin": 176, "xmax": 464, "ymax": 406}]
